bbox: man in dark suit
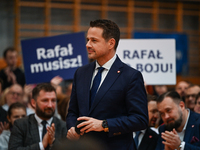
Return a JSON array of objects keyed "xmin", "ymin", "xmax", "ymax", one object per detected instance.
[
  {"xmin": 134, "ymin": 95, "xmax": 159, "ymax": 150},
  {"xmin": 8, "ymin": 83, "xmax": 67, "ymax": 150},
  {"xmin": 66, "ymin": 19, "xmax": 148, "ymax": 150},
  {"xmin": 155, "ymin": 91, "xmax": 200, "ymax": 150}
]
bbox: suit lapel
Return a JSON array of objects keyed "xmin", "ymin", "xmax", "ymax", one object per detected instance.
[
  {"xmin": 138, "ymin": 128, "xmax": 154, "ymax": 150},
  {"xmin": 29, "ymin": 115, "xmax": 40, "ymax": 143},
  {"xmin": 89, "ymin": 57, "xmax": 123, "ymax": 114},
  {"xmin": 83, "ymin": 62, "xmax": 95, "ymax": 114},
  {"xmin": 184, "ymin": 111, "xmax": 196, "ymax": 143}
]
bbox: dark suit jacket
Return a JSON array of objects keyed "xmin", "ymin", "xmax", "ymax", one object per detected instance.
[
  {"xmin": 8, "ymin": 114, "xmax": 67, "ymax": 150},
  {"xmin": 137, "ymin": 127, "xmax": 158, "ymax": 150},
  {"xmin": 155, "ymin": 111, "xmax": 200, "ymax": 150},
  {"xmin": 66, "ymin": 56, "xmax": 148, "ymax": 150}
]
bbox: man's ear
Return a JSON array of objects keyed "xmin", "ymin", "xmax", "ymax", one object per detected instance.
[
  {"xmin": 179, "ymin": 101, "xmax": 185, "ymax": 110},
  {"xmin": 31, "ymin": 99, "xmax": 36, "ymax": 109},
  {"xmin": 108, "ymin": 38, "xmax": 116, "ymax": 50}
]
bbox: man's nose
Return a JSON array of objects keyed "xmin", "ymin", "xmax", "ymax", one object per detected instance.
[{"xmin": 86, "ymin": 40, "xmax": 91, "ymax": 48}]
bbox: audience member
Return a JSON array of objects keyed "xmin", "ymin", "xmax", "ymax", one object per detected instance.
[
  {"xmin": 185, "ymin": 84, "xmax": 200, "ymax": 111},
  {"xmin": 0, "ymin": 102, "xmax": 26, "ymax": 150},
  {"xmin": 50, "ymin": 76, "xmax": 70, "ymax": 121},
  {"xmin": 8, "ymin": 83, "xmax": 67, "ymax": 150},
  {"xmin": 175, "ymin": 80, "xmax": 190, "ymax": 102},
  {"xmin": 154, "ymin": 85, "xmax": 168, "ymax": 96},
  {"xmin": 22, "ymin": 84, "xmax": 35, "ymax": 114},
  {"xmin": 194, "ymin": 92, "xmax": 200, "ymax": 114},
  {"xmin": 1, "ymin": 84, "xmax": 23, "ymax": 111},
  {"xmin": 134, "ymin": 94, "xmax": 159, "ymax": 150},
  {"xmin": 155, "ymin": 91, "xmax": 200, "ymax": 150},
  {"xmin": 1, "ymin": 84, "xmax": 34, "ymax": 115},
  {"xmin": 0, "ymin": 47, "xmax": 25, "ymax": 90}
]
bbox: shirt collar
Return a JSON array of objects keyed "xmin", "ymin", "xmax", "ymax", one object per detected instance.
[
  {"xmin": 34, "ymin": 113, "xmax": 53, "ymax": 126},
  {"xmin": 95, "ymin": 54, "xmax": 117, "ymax": 70},
  {"xmin": 182, "ymin": 109, "xmax": 190, "ymax": 131}
]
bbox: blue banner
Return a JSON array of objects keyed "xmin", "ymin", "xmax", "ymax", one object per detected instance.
[
  {"xmin": 21, "ymin": 32, "xmax": 88, "ymax": 84},
  {"xmin": 133, "ymin": 32, "xmax": 188, "ymax": 74}
]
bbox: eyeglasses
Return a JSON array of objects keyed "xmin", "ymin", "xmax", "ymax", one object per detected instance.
[
  {"xmin": 9, "ymin": 91, "xmax": 23, "ymax": 97},
  {"xmin": 185, "ymin": 94, "xmax": 196, "ymax": 99}
]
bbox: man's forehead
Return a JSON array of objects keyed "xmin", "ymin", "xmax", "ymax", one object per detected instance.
[
  {"xmin": 38, "ymin": 90, "xmax": 56, "ymax": 97},
  {"xmin": 157, "ymin": 97, "xmax": 175, "ymax": 110}
]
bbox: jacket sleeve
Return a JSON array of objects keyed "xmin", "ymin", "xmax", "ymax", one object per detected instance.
[{"xmin": 107, "ymin": 71, "xmax": 148, "ymax": 137}]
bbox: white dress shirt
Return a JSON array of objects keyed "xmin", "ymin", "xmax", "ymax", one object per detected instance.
[
  {"xmin": 91, "ymin": 54, "xmax": 117, "ymax": 90},
  {"xmin": 34, "ymin": 114, "xmax": 53, "ymax": 150}
]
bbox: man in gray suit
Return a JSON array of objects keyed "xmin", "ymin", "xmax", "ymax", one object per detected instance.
[{"xmin": 8, "ymin": 83, "xmax": 67, "ymax": 150}]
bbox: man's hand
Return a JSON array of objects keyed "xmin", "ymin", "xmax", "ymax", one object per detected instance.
[
  {"xmin": 67, "ymin": 127, "xmax": 80, "ymax": 140},
  {"xmin": 77, "ymin": 116, "xmax": 104, "ymax": 133},
  {"xmin": 161, "ymin": 128, "xmax": 181, "ymax": 150},
  {"xmin": 42, "ymin": 123, "xmax": 56, "ymax": 148}
]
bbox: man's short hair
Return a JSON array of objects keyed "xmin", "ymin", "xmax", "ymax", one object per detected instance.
[
  {"xmin": 195, "ymin": 92, "xmax": 200, "ymax": 104},
  {"xmin": 90, "ymin": 19, "xmax": 120, "ymax": 50},
  {"xmin": 8, "ymin": 102, "xmax": 26, "ymax": 117},
  {"xmin": 147, "ymin": 94, "xmax": 157, "ymax": 103},
  {"xmin": 3, "ymin": 47, "xmax": 16, "ymax": 58},
  {"xmin": 157, "ymin": 91, "xmax": 182, "ymax": 105},
  {"xmin": 32, "ymin": 83, "xmax": 56, "ymax": 100}
]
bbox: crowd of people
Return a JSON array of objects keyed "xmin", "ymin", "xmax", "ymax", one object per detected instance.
[{"xmin": 0, "ymin": 19, "xmax": 200, "ymax": 150}]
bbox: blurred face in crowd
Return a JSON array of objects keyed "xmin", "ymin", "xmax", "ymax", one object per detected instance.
[
  {"xmin": 148, "ymin": 100, "xmax": 159, "ymax": 127},
  {"xmin": 157, "ymin": 97, "xmax": 184, "ymax": 131},
  {"xmin": 6, "ymin": 84, "xmax": 23, "ymax": 106},
  {"xmin": 175, "ymin": 81, "xmax": 189, "ymax": 98},
  {"xmin": 5, "ymin": 50, "xmax": 18, "ymax": 68},
  {"xmin": 154, "ymin": 85, "xmax": 167, "ymax": 96},
  {"xmin": 7, "ymin": 108, "xmax": 26, "ymax": 125},
  {"xmin": 194, "ymin": 97, "xmax": 200, "ymax": 114},
  {"xmin": 185, "ymin": 86, "xmax": 200, "ymax": 111},
  {"xmin": 32, "ymin": 90, "xmax": 56, "ymax": 120}
]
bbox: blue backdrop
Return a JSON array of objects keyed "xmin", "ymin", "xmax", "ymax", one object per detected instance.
[{"xmin": 21, "ymin": 32, "xmax": 88, "ymax": 84}]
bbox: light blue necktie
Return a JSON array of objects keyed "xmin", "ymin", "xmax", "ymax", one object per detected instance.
[{"xmin": 90, "ymin": 67, "xmax": 104, "ymax": 109}]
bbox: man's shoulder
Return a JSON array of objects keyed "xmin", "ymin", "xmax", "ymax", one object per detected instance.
[
  {"xmin": 189, "ymin": 111, "xmax": 200, "ymax": 124},
  {"xmin": 14, "ymin": 114, "xmax": 35, "ymax": 126}
]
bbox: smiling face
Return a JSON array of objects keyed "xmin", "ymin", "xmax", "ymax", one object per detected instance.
[
  {"xmin": 148, "ymin": 101, "xmax": 159, "ymax": 127},
  {"xmin": 86, "ymin": 27, "xmax": 115, "ymax": 66},
  {"xmin": 157, "ymin": 97, "xmax": 184, "ymax": 131},
  {"xmin": 32, "ymin": 90, "xmax": 56, "ymax": 120}
]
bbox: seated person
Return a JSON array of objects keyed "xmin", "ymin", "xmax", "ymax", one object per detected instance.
[
  {"xmin": 134, "ymin": 94, "xmax": 159, "ymax": 150},
  {"xmin": 1, "ymin": 84, "xmax": 34, "ymax": 115},
  {"xmin": 156, "ymin": 91, "xmax": 200, "ymax": 150},
  {"xmin": 194, "ymin": 92, "xmax": 200, "ymax": 114},
  {"xmin": 8, "ymin": 83, "xmax": 67, "ymax": 150},
  {"xmin": 185, "ymin": 84, "xmax": 200, "ymax": 111},
  {"xmin": 0, "ymin": 102, "xmax": 26, "ymax": 150}
]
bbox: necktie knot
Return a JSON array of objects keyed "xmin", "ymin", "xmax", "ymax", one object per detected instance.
[
  {"xmin": 98, "ymin": 67, "xmax": 104, "ymax": 73},
  {"xmin": 41, "ymin": 120, "xmax": 47, "ymax": 126}
]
